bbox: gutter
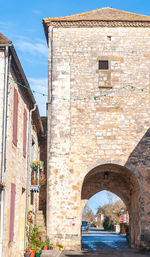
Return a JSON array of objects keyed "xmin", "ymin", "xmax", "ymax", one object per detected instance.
[
  {"xmin": 49, "ymin": 27, "xmax": 53, "ymax": 102},
  {"xmin": 9, "ymin": 46, "xmax": 43, "ymax": 134},
  {"xmin": 24, "ymin": 104, "xmax": 37, "ymax": 250},
  {"xmin": 0, "ymin": 44, "xmax": 12, "ymax": 257}
]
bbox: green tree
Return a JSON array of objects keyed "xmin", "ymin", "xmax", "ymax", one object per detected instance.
[{"xmin": 97, "ymin": 199, "xmax": 127, "ymax": 230}]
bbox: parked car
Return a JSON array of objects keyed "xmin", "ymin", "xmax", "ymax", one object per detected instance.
[
  {"xmin": 90, "ymin": 223, "xmax": 96, "ymax": 227},
  {"xmin": 81, "ymin": 220, "xmax": 89, "ymax": 231}
]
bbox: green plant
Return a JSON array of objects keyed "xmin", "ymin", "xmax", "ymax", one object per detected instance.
[
  {"xmin": 56, "ymin": 243, "xmax": 63, "ymax": 250},
  {"xmin": 56, "ymin": 244, "xmax": 63, "ymax": 248},
  {"xmin": 44, "ymin": 236, "xmax": 53, "ymax": 249},
  {"xmin": 28, "ymin": 223, "xmax": 43, "ymax": 250},
  {"xmin": 30, "ymin": 161, "xmax": 44, "ymax": 169}
]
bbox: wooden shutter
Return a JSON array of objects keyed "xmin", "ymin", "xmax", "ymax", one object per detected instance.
[
  {"xmin": 13, "ymin": 88, "xmax": 18, "ymax": 146},
  {"xmin": 23, "ymin": 109, "xmax": 27, "ymax": 157},
  {"xmin": 9, "ymin": 183, "xmax": 16, "ymax": 242}
]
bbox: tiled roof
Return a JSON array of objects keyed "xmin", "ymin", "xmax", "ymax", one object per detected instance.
[
  {"xmin": 0, "ymin": 33, "xmax": 12, "ymax": 44},
  {"xmin": 43, "ymin": 7, "xmax": 150, "ymax": 22}
]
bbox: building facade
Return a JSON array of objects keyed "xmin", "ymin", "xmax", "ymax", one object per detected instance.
[
  {"xmin": 43, "ymin": 8, "xmax": 150, "ymax": 250},
  {"xmin": 0, "ymin": 33, "xmax": 43, "ymax": 257}
]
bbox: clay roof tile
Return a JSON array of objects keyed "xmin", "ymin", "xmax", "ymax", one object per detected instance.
[
  {"xmin": 43, "ymin": 7, "xmax": 150, "ymax": 23},
  {"xmin": 0, "ymin": 33, "xmax": 12, "ymax": 44}
]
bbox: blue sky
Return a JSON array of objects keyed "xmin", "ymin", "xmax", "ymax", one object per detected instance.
[
  {"xmin": 1, "ymin": 0, "xmax": 150, "ymax": 115},
  {"xmin": 86, "ymin": 190, "xmax": 120, "ymax": 214},
  {"xmin": 0, "ymin": 1, "xmax": 149, "ymax": 211}
]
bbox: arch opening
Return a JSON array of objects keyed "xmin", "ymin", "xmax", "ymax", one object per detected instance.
[
  {"xmin": 81, "ymin": 163, "xmax": 141, "ymax": 248},
  {"xmin": 81, "ymin": 190, "xmax": 129, "ymax": 250}
]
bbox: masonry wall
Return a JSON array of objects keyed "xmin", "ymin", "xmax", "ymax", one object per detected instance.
[
  {"xmin": 2, "ymin": 71, "xmax": 40, "ymax": 257},
  {"xmin": 47, "ymin": 26, "xmax": 150, "ymax": 249}
]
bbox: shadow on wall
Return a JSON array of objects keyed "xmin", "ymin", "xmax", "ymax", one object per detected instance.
[{"xmin": 125, "ymin": 127, "xmax": 150, "ymax": 248}]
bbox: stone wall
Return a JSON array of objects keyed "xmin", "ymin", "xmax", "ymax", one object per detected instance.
[
  {"xmin": 1, "ymin": 68, "xmax": 41, "ymax": 257},
  {"xmin": 47, "ymin": 26, "xmax": 150, "ymax": 249}
]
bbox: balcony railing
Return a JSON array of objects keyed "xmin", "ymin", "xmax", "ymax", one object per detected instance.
[{"xmin": 30, "ymin": 161, "xmax": 43, "ymax": 192}]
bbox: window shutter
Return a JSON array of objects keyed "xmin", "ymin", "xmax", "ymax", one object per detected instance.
[
  {"xmin": 23, "ymin": 109, "xmax": 27, "ymax": 158},
  {"xmin": 13, "ymin": 89, "xmax": 18, "ymax": 146},
  {"xmin": 9, "ymin": 183, "xmax": 16, "ymax": 242}
]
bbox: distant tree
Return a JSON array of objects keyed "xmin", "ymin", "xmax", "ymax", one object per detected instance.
[
  {"xmin": 82, "ymin": 206, "xmax": 95, "ymax": 225},
  {"xmin": 97, "ymin": 199, "xmax": 127, "ymax": 230}
]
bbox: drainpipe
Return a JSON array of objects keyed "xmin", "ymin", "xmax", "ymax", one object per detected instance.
[
  {"xmin": 46, "ymin": 27, "xmax": 53, "ymax": 235},
  {"xmin": 0, "ymin": 44, "xmax": 11, "ymax": 257},
  {"xmin": 24, "ymin": 104, "xmax": 37, "ymax": 250}
]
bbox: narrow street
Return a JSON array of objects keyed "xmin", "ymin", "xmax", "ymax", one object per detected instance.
[{"xmin": 62, "ymin": 228, "xmax": 150, "ymax": 257}]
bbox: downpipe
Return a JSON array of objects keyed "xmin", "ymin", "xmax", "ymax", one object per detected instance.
[
  {"xmin": 0, "ymin": 45, "xmax": 10, "ymax": 257},
  {"xmin": 24, "ymin": 104, "xmax": 37, "ymax": 250}
]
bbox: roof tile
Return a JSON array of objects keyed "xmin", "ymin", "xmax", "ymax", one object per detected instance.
[
  {"xmin": 43, "ymin": 7, "xmax": 150, "ymax": 22},
  {"xmin": 0, "ymin": 33, "xmax": 12, "ymax": 44}
]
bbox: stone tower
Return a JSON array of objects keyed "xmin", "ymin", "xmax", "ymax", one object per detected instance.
[{"xmin": 43, "ymin": 8, "xmax": 150, "ymax": 249}]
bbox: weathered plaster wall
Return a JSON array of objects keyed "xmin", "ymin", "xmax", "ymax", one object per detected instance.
[
  {"xmin": 2, "ymin": 72, "xmax": 40, "ymax": 257},
  {"xmin": 47, "ymin": 27, "xmax": 150, "ymax": 249}
]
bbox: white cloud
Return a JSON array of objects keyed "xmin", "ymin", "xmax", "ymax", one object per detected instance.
[
  {"xmin": 29, "ymin": 77, "xmax": 47, "ymax": 91},
  {"xmin": 15, "ymin": 39, "xmax": 48, "ymax": 57}
]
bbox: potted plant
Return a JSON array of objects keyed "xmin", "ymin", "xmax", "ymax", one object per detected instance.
[
  {"xmin": 26, "ymin": 222, "xmax": 42, "ymax": 257},
  {"xmin": 43, "ymin": 236, "xmax": 53, "ymax": 250},
  {"xmin": 31, "ymin": 173, "xmax": 37, "ymax": 185},
  {"xmin": 24, "ymin": 253, "xmax": 31, "ymax": 257},
  {"xmin": 35, "ymin": 247, "xmax": 42, "ymax": 257},
  {"xmin": 30, "ymin": 161, "xmax": 44, "ymax": 170}
]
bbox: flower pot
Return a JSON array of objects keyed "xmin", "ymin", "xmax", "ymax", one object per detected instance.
[
  {"xmin": 43, "ymin": 245, "xmax": 48, "ymax": 250},
  {"xmin": 31, "ymin": 180, "xmax": 37, "ymax": 185},
  {"xmin": 24, "ymin": 253, "xmax": 31, "ymax": 257},
  {"xmin": 26, "ymin": 250, "xmax": 36, "ymax": 257},
  {"xmin": 35, "ymin": 253, "xmax": 41, "ymax": 257}
]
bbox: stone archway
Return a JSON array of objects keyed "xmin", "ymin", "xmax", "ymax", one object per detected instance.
[{"xmin": 81, "ymin": 163, "xmax": 141, "ymax": 248}]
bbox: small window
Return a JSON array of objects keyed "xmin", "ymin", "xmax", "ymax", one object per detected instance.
[{"xmin": 99, "ymin": 60, "xmax": 109, "ymax": 70}]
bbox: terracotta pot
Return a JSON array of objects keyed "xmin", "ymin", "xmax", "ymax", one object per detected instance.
[
  {"xmin": 26, "ymin": 250, "xmax": 36, "ymax": 257},
  {"xmin": 43, "ymin": 245, "xmax": 48, "ymax": 250},
  {"xmin": 31, "ymin": 180, "xmax": 37, "ymax": 185}
]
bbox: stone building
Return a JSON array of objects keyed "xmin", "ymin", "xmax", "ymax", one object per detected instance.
[
  {"xmin": 0, "ymin": 33, "xmax": 44, "ymax": 257},
  {"xmin": 43, "ymin": 7, "xmax": 150, "ymax": 250}
]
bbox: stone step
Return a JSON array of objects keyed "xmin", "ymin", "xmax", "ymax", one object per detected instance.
[
  {"xmin": 36, "ymin": 210, "xmax": 46, "ymax": 215},
  {"xmin": 36, "ymin": 210, "xmax": 46, "ymax": 237},
  {"xmin": 37, "ymin": 222, "xmax": 45, "ymax": 226},
  {"xmin": 39, "ymin": 226, "xmax": 46, "ymax": 231},
  {"xmin": 38, "ymin": 227, "xmax": 46, "ymax": 231},
  {"xmin": 36, "ymin": 218, "xmax": 46, "ymax": 223},
  {"xmin": 36, "ymin": 219, "xmax": 45, "ymax": 224},
  {"xmin": 36, "ymin": 222, "xmax": 45, "ymax": 225}
]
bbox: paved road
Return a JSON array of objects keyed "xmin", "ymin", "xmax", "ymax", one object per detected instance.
[
  {"xmin": 62, "ymin": 228, "xmax": 150, "ymax": 257},
  {"xmin": 81, "ymin": 228, "xmax": 129, "ymax": 250}
]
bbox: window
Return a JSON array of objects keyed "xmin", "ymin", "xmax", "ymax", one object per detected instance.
[
  {"xmin": 99, "ymin": 60, "xmax": 109, "ymax": 70},
  {"xmin": 13, "ymin": 88, "xmax": 18, "ymax": 146}
]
